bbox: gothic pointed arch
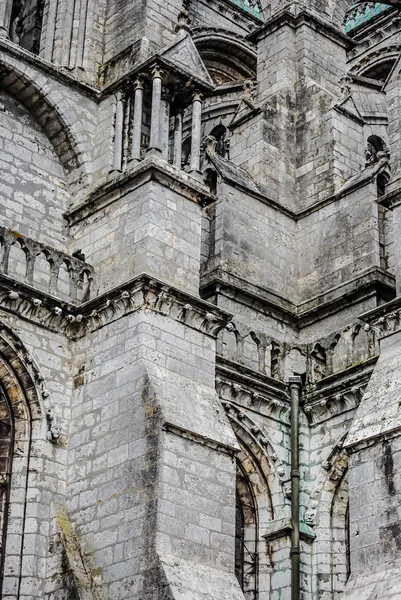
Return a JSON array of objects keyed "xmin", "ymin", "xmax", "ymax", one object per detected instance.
[
  {"xmin": 224, "ymin": 405, "xmax": 288, "ymax": 600},
  {"xmin": 0, "ymin": 321, "xmax": 47, "ymax": 596},
  {"xmin": 310, "ymin": 440, "xmax": 350, "ymax": 599}
]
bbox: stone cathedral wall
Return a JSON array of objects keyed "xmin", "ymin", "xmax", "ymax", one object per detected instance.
[{"xmin": 0, "ymin": 0, "xmax": 401, "ymax": 599}]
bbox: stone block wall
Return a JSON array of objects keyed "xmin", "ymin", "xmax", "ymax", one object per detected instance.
[
  {"xmin": 0, "ymin": 89, "xmax": 69, "ymax": 249},
  {"xmin": 297, "ymin": 181, "xmax": 381, "ymax": 303},
  {"xmin": 66, "ymin": 307, "xmax": 241, "ymax": 600},
  {"xmin": 69, "ymin": 178, "xmax": 204, "ymax": 297},
  {"xmin": 202, "ymin": 182, "xmax": 297, "ymax": 304}
]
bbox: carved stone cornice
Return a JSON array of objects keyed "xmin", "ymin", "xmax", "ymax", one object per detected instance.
[
  {"xmin": 359, "ymin": 296, "xmax": 401, "ymax": 339},
  {"xmin": 201, "ymin": 267, "xmax": 395, "ymax": 329},
  {"xmin": 347, "ymin": 14, "xmax": 400, "ymax": 60},
  {"xmin": 303, "ymin": 358, "xmax": 376, "ymax": 425},
  {"xmin": 216, "ymin": 359, "xmax": 290, "ymax": 424},
  {"xmin": 65, "ymin": 155, "xmax": 214, "ymax": 226},
  {"xmin": 0, "ymin": 273, "xmax": 233, "ymax": 340},
  {"xmin": 247, "ymin": 4, "xmax": 355, "ymax": 49}
]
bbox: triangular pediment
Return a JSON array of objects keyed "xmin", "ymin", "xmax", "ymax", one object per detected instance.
[
  {"xmin": 161, "ymin": 32, "xmax": 213, "ymax": 87},
  {"xmin": 334, "ymin": 94, "xmax": 364, "ymax": 124},
  {"xmin": 229, "ymin": 97, "xmax": 260, "ymax": 129}
]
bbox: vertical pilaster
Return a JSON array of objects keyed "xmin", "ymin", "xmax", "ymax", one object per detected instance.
[
  {"xmin": 112, "ymin": 90, "xmax": 126, "ymax": 172},
  {"xmin": 42, "ymin": 0, "xmax": 58, "ymax": 61},
  {"xmin": 131, "ymin": 78, "xmax": 144, "ymax": 163},
  {"xmin": 190, "ymin": 92, "xmax": 202, "ymax": 173},
  {"xmin": 148, "ymin": 66, "xmax": 164, "ymax": 154},
  {"xmin": 173, "ymin": 109, "xmax": 183, "ymax": 169},
  {"xmin": 0, "ymin": 0, "xmax": 12, "ymax": 38},
  {"xmin": 160, "ymin": 87, "xmax": 171, "ymax": 162}
]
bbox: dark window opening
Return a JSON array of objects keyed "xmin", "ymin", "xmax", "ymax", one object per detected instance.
[
  {"xmin": 10, "ymin": 0, "xmax": 46, "ymax": 55},
  {"xmin": 361, "ymin": 59, "xmax": 396, "ymax": 83},
  {"xmin": 235, "ymin": 462, "xmax": 258, "ymax": 600},
  {"xmin": 210, "ymin": 125, "xmax": 230, "ymax": 159}
]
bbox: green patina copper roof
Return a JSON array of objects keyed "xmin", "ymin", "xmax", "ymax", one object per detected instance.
[
  {"xmin": 231, "ymin": 0, "xmax": 263, "ymax": 20},
  {"xmin": 344, "ymin": 2, "xmax": 391, "ymax": 33}
]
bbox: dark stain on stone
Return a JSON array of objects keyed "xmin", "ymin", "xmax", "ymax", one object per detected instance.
[
  {"xmin": 380, "ymin": 522, "xmax": 401, "ymax": 555},
  {"xmin": 383, "ymin": 441, "xmax": 396, "ymax": 496}
]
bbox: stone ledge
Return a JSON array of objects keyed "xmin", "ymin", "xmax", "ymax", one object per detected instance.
[
  {"xmin": 65, "ymin": 156, "xmax": 215, "ymax": 225},
  {"xmin": 303, "ymin": 358, "xmax": 376, "ymax": 426},
  {"xmin": 247, "ymin": 3, "xmax": 355, "ymax": 49},
  {"xmin": 0, "ymin": 273, "xmax": 233, "ymax": 340},
  {"xmin": 201, "ymin": 267, "xmax": 395, "ymax": 328}
]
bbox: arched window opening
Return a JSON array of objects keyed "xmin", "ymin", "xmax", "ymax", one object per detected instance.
[
  {"xmin": 210, "ymin": 125, "xmax": 230, "ymax": 159},
  {"xmin": 235, "ymin": 461, "xmax": 258, "ymax": 600},
  {"xmin": 181, "ymin": 136, "xmax": 191, "ymax": 171},
  {"xmin": 365, "ymin": 135, "xmax": 387, "ymax": 165},
  {"xmin": 0, "ymin": 385, "xmax": 13, "ymax": 589},
  {"xmin": 360, "ymin": 59, "xmax": 396, "ymax": 83},
  {"xmin": 10, "ymin": 0, "xmax": 45, "ymax": 54}
]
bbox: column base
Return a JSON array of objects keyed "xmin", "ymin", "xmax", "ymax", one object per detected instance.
[{"xmin": 146, "ymin": 147, "xmax": 162, "ymax": 159}]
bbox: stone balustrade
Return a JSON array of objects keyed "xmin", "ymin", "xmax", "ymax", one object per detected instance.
[
  {"xmin": 0, "ymin": 227, "xmax": 93, "ymax": 303},
  {"xmin": 344, "ymin": 2, "xmax": 391, "ymax": 33}
]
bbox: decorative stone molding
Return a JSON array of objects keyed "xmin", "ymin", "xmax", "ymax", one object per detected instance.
[
  {"xmin": 0, "ymin": 226, "xmax": 93, "ymax": 303},
  {"xmin": 221, "ymin": 398, "xmax": 285, "ymax": 468},
  {"xmin": 303, "ymin": 387, "xmax": 365, "ymax": 425},
  {"xmin": 0, "ymin": 320, "xmax": 66, "ymax": 442},
  {"xmin": 0, "ymin": 274, "xmax": 234, "ymax": 340},
  {"xmin": 216, "ymin": 371, "xmax": 290, "ymax": 424},
  {"xmin": 344, "ymin": 2, "xmax": 392, "ymax": 34},
  {"xmin": 305, "ymin": 435, "xmax": 349, "ymax": 528}
]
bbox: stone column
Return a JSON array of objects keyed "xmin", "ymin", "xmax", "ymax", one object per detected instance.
[
  {"xmin": 173, "ymin": 109, "xmax": 183, "ymax": 169},
  {"xmin": 148, "ymin": 65, "xmax": 164, "ymax": 154},
  {"xmin": 131, "ymin": 78, "xmax": 144, "ymax": 163},
  {"xmin": 160, "ymin": 87, "xmax": 171, "ymax": 162},
  {"xmin": 0, "ymin": 0, "xmax": 13, "ymax": 38},
  {"xmin": 113, "ymin": 90, "xmax": 126, "ymax": 171},
  {"xmin": 190, "ymin": 91, "xmax": 202, "ymax": 173}
]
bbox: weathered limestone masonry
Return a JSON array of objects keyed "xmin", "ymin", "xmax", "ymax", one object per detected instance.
[{"xmin": 1, "ymin": 0, "xmax": 401, "ymax": 599}]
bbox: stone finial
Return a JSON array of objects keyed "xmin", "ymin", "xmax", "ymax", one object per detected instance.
[
  {"xmin": 176, "ymin": 0, "xmax": 191, "ymax": 32},
  {"xmin": 204, "ymin": 135, "xmax": 218, "ymax": 155},
  {"xmin": 339, "ymin": 75, "xmax": 352, "ymax": 98},
  {"xmin": 243, "ymin": 79, "xmax": 256, "ymax": 101}
]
